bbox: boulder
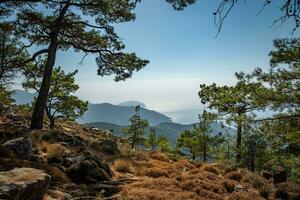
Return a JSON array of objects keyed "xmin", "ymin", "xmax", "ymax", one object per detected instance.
[
  {"xmin": 2, "ymin": 137, "xmax": 32, "ymax": 156},
  {"xmin": 0, "ymin": 168, "xmax": 51, "ymax": 200},
  {"xmin": 66, "ymin": 156, "xmax": 111, "ymax": 183},
  {"xmin": 89, "ymin": 140, "xmax": 119, "ymax": 155}
]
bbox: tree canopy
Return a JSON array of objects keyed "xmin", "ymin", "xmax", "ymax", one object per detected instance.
[
  {"xmin": 0, "ymin": 0, "xmax": 148, "ymax": 129},
  {"xmin": 123, "ymin": 106, "xmax": 149, "ymax": 149},
  {"xmin": 23, "ymin": 63, "xmax": 88, "ymax": 129}
]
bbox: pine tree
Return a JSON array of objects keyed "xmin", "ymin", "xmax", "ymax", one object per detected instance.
[
  {"xmin": 145, "ymin": 128, "xmax": 158, "ymax": 151},
  {"xmin": 199, "ymin": 81, "xmax": 264, "ymax": 162},
  {"xmin": 123, "ymin": 106, "xmax": 149, "ymax": 149},
  {"xmin": 23, "ymin": 63, "xmax": 88, "ymax": 129},
  {"xmin": 1, "ymin": 1, "xmax": 148, "ymax": 129}
]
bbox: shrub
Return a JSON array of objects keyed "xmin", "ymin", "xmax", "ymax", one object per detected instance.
[
  {"xmin": 45, "ymin": 143, "xmax": 67, "ymax": 159},
  {"xmin": 201, "ymin": 164, "xmax": 220, "ymax": 175},
  {"xmin": 243, "ymin": 172, "xmax": 275, "ymax": 199},
  {"xmin": 223, "ymin": 180, "xmax": 237, "ymax": 193},
  {"xmin": 149, "ymin": 151, "xmax": 169, "ymax": 162},
  {"xmin": 226, "ymin": 171, "xmax": 242, "ymax": 181},
  {"xmin": 143, "ymin": 168, "xmax": 169, "ymax": 178},
  {"xmin": 114, "ymin": 159, "xmax": 133, "ymax": 173}
]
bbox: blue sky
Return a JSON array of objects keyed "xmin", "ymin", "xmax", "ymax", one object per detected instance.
[{"xmin": 46, "ymin": 0, "xmax": 296, "ymax": 115}]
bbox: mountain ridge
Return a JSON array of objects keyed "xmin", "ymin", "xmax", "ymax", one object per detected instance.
[
  {"xmin": 11, "ymin": 90, "xmax": 173, "ymax": 126},
  {"xmin": 86, "ymin": 121, "xmax": 235, "ymax": 146}
]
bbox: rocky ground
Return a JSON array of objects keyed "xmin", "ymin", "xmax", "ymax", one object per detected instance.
[{"xmin": 0, "ymin": 106, "xmax": 299, "ymax": 200}]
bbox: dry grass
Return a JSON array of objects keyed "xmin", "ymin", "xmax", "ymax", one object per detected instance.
[
  {"xmin": 200, "ymin": 164, "xmax": 220, "ymax": 175},
  {"xmin": 143, "ymin": 168, "xmax": 170, "ymax": 178},
  {"xmin": 226, "ymin": 171, "xmax": 242, "ymax": 181},
  {"xmin": 45, "ymin": 166, "xmax": 70, "ymax": 183},
  {"xmin": 114, "ymin": 158, "xmax": 134, "ymax": 173},
  {"xmin": 223, "ymin": 180, "xmax": 238, "ymax": 193},
  {"xmin": 149, "ymin": 151, "xmax": 169, "ymax": 162},
  {"xmin": 117, "ymin": 151, "xmax": 278, "ymax": 200},
  {"xmin": 44, "ymin": 143, "xmax": 67, "ymax": 159},
  {"xmin": 242, "ymin": 171, "xmax": 275, "ymax": 199}
]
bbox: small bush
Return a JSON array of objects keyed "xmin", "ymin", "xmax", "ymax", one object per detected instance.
[
  {"xmin": 201, "ymin": 164, "xmax": 220, "ymax": 175},
  {"xmin": 114, "ymin": 159, "xmax": 133, "ymax": 173},
  {"xmin": 227, "ymin": 171, "xmax": 242, "ymax": 181},
  {"xmin": 143, "ymin": 168, "xmax": 169, "ymax": 178},
  {"xmin": 223, "ymin": 180, "xmax": 237, "ymax": 193},
  {"xmin": 149, "ymin": 151, "xmax": 169, "ymax": 162},
  {"xmin": 133, "ymin": 150, "xmax": 148, "ymax": 161},
  {"xmin": 45, "ymin": 143, "xmax": 67, "ymax": 159},
  {"xmin": 243, "ymin": 172, "xmax": 275, "ymax": 199}
]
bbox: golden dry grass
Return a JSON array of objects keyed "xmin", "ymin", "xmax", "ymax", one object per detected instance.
[
  {"xmin": 114, "ymin": 158, "xmax": 134, "ymax": 173},
  {"xmin": 117, "ymin": 152, "xmax": 275, "ymax": 200}
]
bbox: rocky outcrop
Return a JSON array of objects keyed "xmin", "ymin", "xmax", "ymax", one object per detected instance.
[
  {"xmin": 0, "ymin": 168, "xmax": 51, "ymax": 200},
  {"xmin": 2, "ymin": 137, "xmax": 32, "ymax": 156},
  {"xmin": 66, "ymin": 156, "xmax": 112, "ymax": 183},
  {"xmin": 89, "ymin": 140, "xmax": 119, "ymax": 155}
]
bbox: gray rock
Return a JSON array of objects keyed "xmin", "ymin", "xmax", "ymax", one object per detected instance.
[
  {"xmin": 89, "ymin": 140, "xmax": 119, "ymax": 155},
  {"xmin": 2, "ymin": 137, "xmax": 32, "ymax": 156},
  {"xmin": 0, "ymin": 167, "xmax": 51, "ymax": 200},
  {"xmin": 66, "ymin": 156, "xmax": 111, "ymax": 183}
]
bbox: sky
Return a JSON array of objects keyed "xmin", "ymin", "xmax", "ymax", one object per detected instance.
[{"xmin": 19, "ymin": 0, "xmax": 297, "ymax": 122}]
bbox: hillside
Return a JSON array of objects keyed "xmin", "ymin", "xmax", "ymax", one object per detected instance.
[
  {"xmin": 78, "ymin": 103, "xmax": 172, "ymax": 125},
  {"xmin": 86, "ymin": 121, "xmax": 235, "ymax": 146},
  {"xmin": 0, "ymin": 106, "xmax": 299, "ymax": 200}
]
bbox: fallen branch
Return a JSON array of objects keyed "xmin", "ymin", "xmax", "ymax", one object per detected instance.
[{"xmin": 86, "ymin": 176, "xmax": 139, "ymax": 186}]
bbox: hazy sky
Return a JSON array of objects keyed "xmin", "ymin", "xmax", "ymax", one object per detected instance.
[{"xmin": 29, "ymin": 0, "xmax": 295, "ymax": 113}]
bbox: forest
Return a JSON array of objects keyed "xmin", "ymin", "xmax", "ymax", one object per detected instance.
[{"xmin": 0, "ymin": 1, "xmax": 299, "ymax": 200}]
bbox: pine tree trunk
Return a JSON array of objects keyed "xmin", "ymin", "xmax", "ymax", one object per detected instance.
[
  {"xmin": 203, "ymin": 132, "xmax": 207, "ymax": 162},
  {"xmin": 236, "ymin": 119, "xmax": 242, "ymax": 162},
  {"xmin": 30, "ymin": 2, "xmax": 70, "ymax": 130},
  {"xmin": 49, "ymin": 117, "xmax": 55, "ymax": 129},
  {"xmin": 30, "ymin": 37, "xmax": 58, "ymax": 130}
]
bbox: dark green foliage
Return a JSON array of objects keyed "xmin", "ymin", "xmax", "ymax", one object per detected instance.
[
  {"xmin": 123, "ymin": 106, "xmax": 149, "ymax": 149},
  {"xmin": 200, "ymin": 38, "xmax": 300, "ymax": 181},
  {"xmin": 157, "ymin": 135, "xmax": 172, "ymax": 152},
  {"xmin": 176, "ymin": 110, "xmax": 218, "ymax": 161},
  {"xmin": 145, "ymin": 128, "xmax": 158, "ymax": 151},
  {"xmin": 166, "ymin": 0, "xmax": 196, "ymax": 10},
  {"xmin": 176, "ymin": 127, "xmax": 200, "ymax": 160},
  {"xmin": 23, "ymin": 63, "xmax": 88, "ymax": 129},
  {"xmin": 0, "ymin": 86, "xmax": 14, "ymax": 107},
  {"xmin": 199, "ymin": 79, "xmax": 264, "ymax": 162},
  {"xmin": 1, "ymin": 0, "xmax": 148, "ymax": 129},
  {"xmin": 0, "ymin": 23, "xmax": 28, "ymax": 86}
]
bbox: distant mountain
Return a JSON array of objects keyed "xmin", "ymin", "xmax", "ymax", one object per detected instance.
[
  {"xmin": 11, "ymin": 90, "xmax": 173, "ymax": 126},
  {"xmin": 11, "ymin": 90, "xmax": 36, "ymax": 105},
  {"xmin": 86, "ymin": 121, "xmax": 235, "ymax": 146},
  {"xmin": 78, "ymin": 103, "xmax": 172, "ymax": 126},
  {"xmin": 117, "ymin": 101, "xmax": 146, "ymax": 108}
]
